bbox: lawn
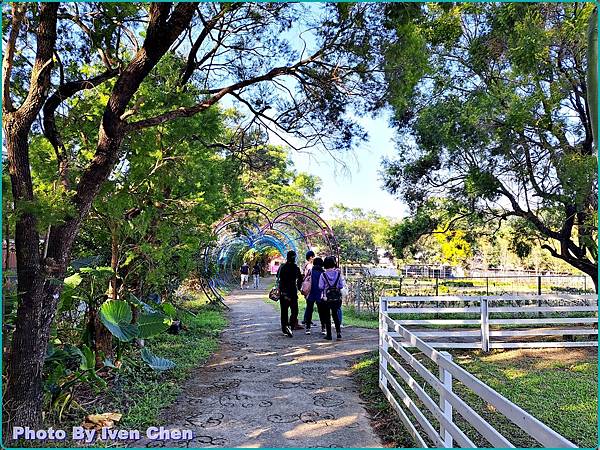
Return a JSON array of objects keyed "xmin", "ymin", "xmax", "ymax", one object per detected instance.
[
  {"xmin": 352, "ymin": 348, "xmax": 598, "ymax": 448},
  {"xmin": 262, "ymin": 284, "xmax": 380, "ymax": 329}
]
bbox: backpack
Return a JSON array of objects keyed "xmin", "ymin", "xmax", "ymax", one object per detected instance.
[
  {"xmin": 300, "ymin": 268, "xmax": 312, "ymax": 297},
  {"xmin": 323, "ymin": 271, "xmax": 342, "ymax": 302}
]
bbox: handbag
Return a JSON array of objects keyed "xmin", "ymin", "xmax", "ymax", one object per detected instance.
[
  {"xmin": 300, "ymin": 268, "xmax": 312, "ymax": 297},
  {"xmin": 269, "ymin": 271, "xmax": 281, "ymax": 301},
  {"xmin": 269, "ymin": 287, "xmax": 280, "ymax": 302}
]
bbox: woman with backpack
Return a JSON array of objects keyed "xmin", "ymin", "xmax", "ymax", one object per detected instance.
[
  {"xmin": 303, "ymin": 257, "xmax": 327, "ymax": 335},
  {"xmin": 318, "ymin": 256, "xmax": 345, "ymax": 340}
]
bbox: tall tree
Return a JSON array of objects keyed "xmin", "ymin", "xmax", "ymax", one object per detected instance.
[
  {"xmin": 330, "ymin": 204, "xmax": 391, "ymax": 265},
  {"xmin": 382, "ymin": 3, "xmax": 598, "ymax": 289},
  {"xmin": 2, "ymin": 2, "xmax": 398, "ymax": 430}
]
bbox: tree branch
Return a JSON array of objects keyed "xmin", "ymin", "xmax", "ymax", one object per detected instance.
[
  {"xmin": 126, "ymin": 49, "xmax": 325, "ymax": 132},
  {"xmin": 179, "ymin": 4, "xmax": 238, "ymax": 85},
  {"xmin": 2, "ymin": 4, "xmax": 26, "ymax": 113},
  {"xmin": 17, "ymin": 3, "xmax": 59, "ymax": 125},
  {"xmin": 42, "ymin": 68, "xmax": 119, "ymax": 188}
]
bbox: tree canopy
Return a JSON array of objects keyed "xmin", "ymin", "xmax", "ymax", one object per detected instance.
[{"xmin": 382, "ymin": 3, "xmax": 598, "ymax": 287}]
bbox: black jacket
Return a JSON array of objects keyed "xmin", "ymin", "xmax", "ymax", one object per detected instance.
[{"xmin": 277, "ymin": 261, "xmax": 302, "ymax": 300}]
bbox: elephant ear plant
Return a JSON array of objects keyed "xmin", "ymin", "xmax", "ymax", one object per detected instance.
[{"xmin": 99, "ymin": 296, "xmax": 176, "ymax": 371}]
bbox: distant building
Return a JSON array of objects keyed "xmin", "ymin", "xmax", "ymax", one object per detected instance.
[
  {"xmin": 2, "ymin": 240, "xmax": 16, "ymax": 270},
  {"xmin": 269, "ymin": 257, "xmax": 284, "ymax": 275}
]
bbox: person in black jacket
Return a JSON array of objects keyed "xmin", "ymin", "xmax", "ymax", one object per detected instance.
[{"xmin": 277, "ymin": 250, "xmax": 303, "ymax": 337}]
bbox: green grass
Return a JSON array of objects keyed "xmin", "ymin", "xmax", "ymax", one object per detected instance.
[
  {"xmin": 265, "ymin": 292, "xmax": 381, "ymax": 329},
  {"xmin": 343, "ymin": 307, "xmax": 378, "ymax": 328},
  {"xmin": 352, "ymin": 349, "xmax": 598, "ymax": 448},
  {"xmin": 99, "ymin": 293, "xmax": 227, "ymax": 429},
  {"xmin": 351, "ymin": 354, "xmax": 415, "ymax": 447},
  {"xmin": 453, "ymin": 349, "xmax": 598, "ymax": 448}
]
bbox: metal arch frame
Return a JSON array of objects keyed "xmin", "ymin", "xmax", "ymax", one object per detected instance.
[{"xmin": 199, "ymin": 203, "xmax": 339, "ymax": 305}]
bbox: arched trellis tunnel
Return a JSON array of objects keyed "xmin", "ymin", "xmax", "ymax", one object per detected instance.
[{"xmin": 198, "ymin": 203, "xmax": 339, "ymax": 305}]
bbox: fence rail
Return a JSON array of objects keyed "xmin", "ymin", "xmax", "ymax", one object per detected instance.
[
  {"xmin": 345, "ymin": 274, "xmax": 593, "ymax": 314},
  {"xmin": 379, "ymin": 307, "xmax": 580, "ymax": 448},
  {"xmin": 381, "ymin": 294, "xmax": 597, "ymax": 351}
]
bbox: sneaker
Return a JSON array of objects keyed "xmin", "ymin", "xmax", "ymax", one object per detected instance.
[
  {"xmin": 324, "ymin": 335, "xmax": 332, "ymax": 340},
  {"xmin": 305, "ymin": 327, "xmax": 311, "ymax": 335},
  {"xmin": 336, "ymin": 333, "xmax": 342, "ymax": 340},
  {"xmin": 284, "ymin": 326, "xmax": 293, "ymax": 337},
  {"xmin": 321, "ymin": 326, "xmax": 326, "ymax": 335}
]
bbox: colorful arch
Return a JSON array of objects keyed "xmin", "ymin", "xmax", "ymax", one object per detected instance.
[{"xmin": 199, "ymin": 203, "xmax": 338, "ymax": 304}]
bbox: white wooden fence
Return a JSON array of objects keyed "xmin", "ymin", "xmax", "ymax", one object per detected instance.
[
  {"xmin": 380, "ymin": 294, "xmax": 598, "ymax": 350},
  {"xmin": 379, "ymin": 307, "xmax": 581, "ymax": 448}
]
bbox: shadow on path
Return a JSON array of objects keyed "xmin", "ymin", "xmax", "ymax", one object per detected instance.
[{"xmin": 136, "ymin": 287, "xmax": 382, "ymax": 448}]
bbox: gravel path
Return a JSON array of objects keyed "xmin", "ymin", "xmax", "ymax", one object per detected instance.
[{"xmin": 137, "ymin": 287, "xmax": 382, "ymax": 448}]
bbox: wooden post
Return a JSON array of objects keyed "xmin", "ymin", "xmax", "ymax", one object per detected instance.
[
  {"xmin": 435, "ymin": 276, "xmax": 439, "ymax": 296},
  {"xmin": 537, "ymin": 275, "xmax": 542, "ymax": 295},
  {"xmin": 379, "ymin": 298, "xmax": 389, "ymax": 389},
  {"xmin": 480, "ymin": 298, "xmax": 490, "ymax": 352},
  {"xmin": 439, "ymin": 351, "xmax": 454, "ymax": 448},
  {"xmin": 356, "ymin": 279, "xmax": 361, "ymax": 313},
  {"xmin": 486, "ymin": 277, "xmax": 489, "ymax": 296}
]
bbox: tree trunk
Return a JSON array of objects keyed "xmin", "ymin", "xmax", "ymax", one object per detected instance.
[
  {"xmin": 4, "ymin": 216, "xmax": 10, "ymax": 273},
  {"xmin": 3, "ymin": 117, "xmax": 50, "ymax": 433},
  {"xmin": 3, "ymin": 3, "xmax": 197, "ymax": 436}
]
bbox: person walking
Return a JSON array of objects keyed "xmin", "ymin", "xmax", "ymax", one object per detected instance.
[
  {"xmin": 277, "ymin": 250, "xmax": 303, "ymax": 337},
  {"xmin": 301, "ymin": 250, "xmax": 316, "ymax": 327},
  {"xmin": 318, "ymin": 256, "xmax": 345, "ymax": 340},
  {"xmin": 252, "ymin": 262, "xmax": 261, "ymax": 289},
  {"xmin": 240, "ymin": 262, "xmax": 250, "ymax": 289},
  {"xmin": 304, "ymin": 257, "xmax": 326, "ymax": 335}
]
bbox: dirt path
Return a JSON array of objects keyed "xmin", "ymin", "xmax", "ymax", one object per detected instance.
[{"xmin": 137, "ymin": 287, "xmax": 382, "ymax": 448}]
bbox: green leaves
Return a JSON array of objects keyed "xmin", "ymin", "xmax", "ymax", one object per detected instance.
[
  {"xmin": 99, "ymin": 300, "xmax": 138, "ymax": 342},
  {"xmin": 141, "ymin": 348, "xmax": 176, "ymax": 371},
  {"xmin": 99, "ymin": 299, "xmax": 173, "ymax": 341},
  {"xmin": 382, "ymin": 3, "xmax": 598, "ymax": 279},
  {"xmin": 138, "ymin": 313, "xmax": 171, "ymax": 339}
]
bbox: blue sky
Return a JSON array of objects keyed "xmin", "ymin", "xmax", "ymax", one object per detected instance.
[{"xmin": 280, "ymin": 111, "xmax": 409, "ymax": 220}]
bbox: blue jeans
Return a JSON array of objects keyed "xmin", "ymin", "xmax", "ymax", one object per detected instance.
[{"xmin": 304, "ymin": 299, "xmax": 317, "ymax": 326}]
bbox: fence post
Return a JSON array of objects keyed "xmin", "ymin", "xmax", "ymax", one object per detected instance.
[
  {"xmin": 379, "ymin": 297, "xmax": 389, "ymax": 389},
  {"xmin": 486, "ymin": 277, "xmax": 489, "ymax": 296},
  {"xmin": 439, "ymin": 351, "xmax": 454, "ymax": 448},
  {"xmin": 435, "ymin": 276, "xmax": 439, "ymax": 296},
  {"xmin": 537, "ymin": 275, "xmax": 542, "ymax": 295},
  {"xmin": 480, "ymin": 298, "xmax": 490, "ymax": 352},
  {"xmin": 356, "ymin": 279, "xmax": 361, "ymax": 313}
]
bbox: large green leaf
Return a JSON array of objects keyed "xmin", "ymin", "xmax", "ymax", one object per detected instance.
[
  {"xmin": 161, "ymin": 302, "xmax": 177, "ymax": 319},
  {"xmin": 141, "ymin": 348, "xmax": 176, "ymax": 371},
  {"xmin": 138, "ymin": 313, "xmax": 170, "ymax": 339},
  {"xmin": 128, "ymin": 293, "xmax": 156, "ymax": 313},
  {"xmin": 99, "ymin": 300, "xmax": 138, "ymax": 342},
  {"xmin": 79, "ymin": 344, "xmax": 95, "ymax": 371},
  {"xmin": 63, "ymin": 273, "xmax": 82, "ymax": 289}
]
